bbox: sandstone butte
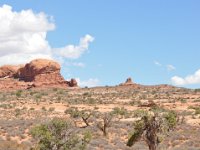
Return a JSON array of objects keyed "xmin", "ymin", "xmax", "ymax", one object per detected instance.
[
  {"xmin": 0, "ymin": 59, "xmax": 78, "ymax": 90},
  {"xmin": 119, "ymin": 77, "xmax": 136, "ymax": 86}
]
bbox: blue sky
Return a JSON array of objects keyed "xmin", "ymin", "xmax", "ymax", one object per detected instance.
[{"xmin": 0, "ymin": 0, "xmax": 200, "ymax": 88}]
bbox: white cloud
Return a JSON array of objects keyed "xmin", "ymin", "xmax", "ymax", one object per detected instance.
[
  {"xmin": 72, "ymin": 62, "xmax": 85, "ymax": 68},
  {"xmin": 76, "ymin": 78, "xmax": 100, "ymax": 87},
  {"xmin": 171, "ymin": 69, "xmax": 200, "ymax": 85},
  {"xmin": 53, "ymin": 34, "xmax": 94, "ymax": 59},
  {"xmin": 154, "ymin": 60, "xmax": 162, "ymax": 66},
  {"xmin": 65, "ymin": 62, "xmax": 85, "ymax": 68},
  {"xmin": 0, "ymin": 4, "xmax": 94, "ymax": 65},
  {"xmin": 167, "ymin": 65, "xmax": 176, "ymax": 71}
]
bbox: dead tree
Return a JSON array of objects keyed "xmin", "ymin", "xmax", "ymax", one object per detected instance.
[{"xmin": 97, "ymin": 113, "xmax": 113, "ymax": 136}]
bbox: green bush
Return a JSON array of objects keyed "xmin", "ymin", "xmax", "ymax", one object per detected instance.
[
  {"xmin": 16, "ymin": 90, "xmax": 22, "ymax": 97},
  {"xmin": 31, "ymin": 118, "xmax": 91, "ymax": 150},
  {"xmin": 164, "ymin": 111, "xmax": 177, "ymax": 129}
]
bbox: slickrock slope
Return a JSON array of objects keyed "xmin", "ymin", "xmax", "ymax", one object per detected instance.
[{"xmin": 0, "ymin": 59, "xmax": 78, "ymax": 90}]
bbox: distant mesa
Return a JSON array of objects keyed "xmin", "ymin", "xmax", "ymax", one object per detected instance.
[
  {"xmin": 0, "ymin": 59, "xmax": 78, "ymax": 90},
  {"xmin": 119, "ymin": 77, "xmax": 135, "ymax": 86}
]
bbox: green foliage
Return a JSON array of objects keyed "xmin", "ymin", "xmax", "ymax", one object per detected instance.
[
  {"xmin": 133, "ymin": 109, "xmax": 148, "ymax": 117},
  {"xmin": 127, "ymin": 120, "xmax": 144, "ymax": 147},
  {"xmin": 29, "ymin": 107, "xmax": 35, "ymax": 111},
  {"xmin": 48, "ymin": 107, "xmax": 55, "ymax": 112},
  {"xmin": 127, "ymin": 111, "xmax": 178, "ymax": 149},
  {"xmin": 31, "ymin": 118, "xmax": 91, "ymax": 150},
  {"xmin": 15, "ymin": 108, "xmax": 21, "ymax": 117},
  {"xmin": 187, "ymin": 106, "xmax": 200, "ymax": 115},
  {"xmin": 79, "ymin": 131, "xmax": 92, "ymax": 149},
  {"xmin": 31, "ymin": 124, "xmax": 52, "ymax": 150},
  {"xmin": 35, "ymin": 94, "xmax": 42, "ymax": 100},
  {"xmin": 195, "ymin": 107, "xmax": 200, "ymax": 115},
  {"xmin": 0, "ymin": 104, "xmax": 13, "ymax": 109},
  {"xmin": 41, "ymin": 106, "xmax": 46, "ymax": 111},
  {"xmin": 151, "ymin": 105, "xmax": 167, "ymax": 113},
  {"xmin": 180, "ymin": 99, "xmax": 187, "ymax": 103},
  {"xmin": 164, "ymin": 111, "xmax": 177, "ymax": 129},
  {"xmin": 65, "ymin": 108, "xmax": 93, "ymax": 127},
  {"xmin": 111, "ymin": 107, "xmax": 128, "ymax": 116},
  {"xmin": 16, "ymin": 90, "xmax": 22, "ymax": 97},
  {"xmin": 65, "ymin": 107, "xmax": 80, "ymax": 118}
]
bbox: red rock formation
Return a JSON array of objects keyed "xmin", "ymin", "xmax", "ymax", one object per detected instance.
[
  {"xmin": 17, "ymin": 59, "xmax": 61, "ymax": 82},
  {"xmin": 67, "ymin": 78, "xmax": 78, "ymax": 87},
  {"xmin": 0, "ymin": 59, "xmax": 78, "ymax": 90},
  {"xmin": 0, "ymin": 65, "xmax": 21, "ymax": 78},
  {"xmin": 119, "ymin": 77, "xmax": 135, "ymax": 86}
]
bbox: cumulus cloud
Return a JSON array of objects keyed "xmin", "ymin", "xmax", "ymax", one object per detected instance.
[
  {"xmin": 171, "ymin": 69, "xmax": 200, "ymax": 85},
  {"xmin": 65, "ymin": 62, "xmax": 85, "ymax": 68},
  {"xmin": 154, "ymin": 61, "xmax": 162, "ymax": 66},
  {"xmin": 53, "ymin": 34, "xmax": 94, "ymax": 59},
  {"xmin": 0, "ymin": 4, "xmax": 94, "ymax": 65},
  {"xmin": 167, "ymin": 65, "xmax": 176, "ymax": 71},
  {"xmin": 72, "ymin": 62, "xmax": 85, "ymax": 68},
  {"xmin": 76, "ymin": 78, "xmax": 100, "ymax": 87}
]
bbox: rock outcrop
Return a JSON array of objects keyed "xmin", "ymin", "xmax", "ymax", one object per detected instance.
[
  {"xmin": 0, "ymin": 65, "xmax": 21, "ymax": 78},
  {"xmin": 0, "ymin": 59, "xmax": 78, "ymax": 90},
  {"xmin": 67, "ymin": 78, "xmax": 78, "ymax": 87},
  {"xmin": 119, "ymin": 77, "xmax": 135, "ymax": 86}
]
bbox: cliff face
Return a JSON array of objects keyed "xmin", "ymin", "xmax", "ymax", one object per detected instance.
[{"xmin": 0, "ymin": 59, "xmax": 78, "ymax": 90}]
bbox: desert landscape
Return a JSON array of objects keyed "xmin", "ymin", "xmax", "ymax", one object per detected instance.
[
  {"xmin": 0, "ymin": 1, "xmax": 200, "ymax": 150},
  {"xmin": 0, "ymin": 59, "xmax": 200, "ymax": 150}
]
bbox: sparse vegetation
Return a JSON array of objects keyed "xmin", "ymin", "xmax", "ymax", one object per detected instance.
[{"xmin": 0, "ymin": 86, "xmax": 199, "ymax": 149}]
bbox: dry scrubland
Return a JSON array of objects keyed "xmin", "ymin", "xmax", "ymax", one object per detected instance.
[{"xmin": 0, "ymin": 85, "xmax": 200, "ymax": 150}]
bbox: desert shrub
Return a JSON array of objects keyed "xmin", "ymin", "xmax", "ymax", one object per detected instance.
[
  {"xmin": 111, "ymin": 107, "xmax": 130, "ymax": 118},
  {"xmin": 0, "ymin": 104, "xmax": 13, "ymax": 109},
  {"xmin": 65, "ymin": 107, "xmax": 80, "ymax": 118},
  {"xmin": 194, "ymin": 107, "xmax": 200, "ymax": 115},
  {"xmin": 48, "ymin": 107, "xmax": 55, "ymax": 112},
  {"xmin": 15, "ymin": 108, "xmax": 21, "ymax": 117},
  {"xmin": 164, "ymin": 111, "xmax": 177, "ymax": 129},
  {"xmin": 151, "ymin": 105, "xmax": 167, "ymax": 113},
  {"xmin": 187, "ymin": 106, "xmax": 200, "ymax": 115},
  {"xmin": 194, "ymin": 89, "xmax": 200, "ymax": 93},
  {"xmin": 53, "ymin": 88, "xmax": 58, "ymax": 92},
  {"xmin": 65, "ymin": 108, "xmax": 93, "ymax": 127},
  {"xmin": 180, "ymin": 99, "xmax": 187, "ymax": 103},
  {"xmin": 16, "ymin": 90, "xmax": 22, "ymax": 97},
  {"xmin": 133, "ymin": 109, "xmax": 148, "ymax": 117},
  {"xmin": 30, "ymin": 118, "xmax": 91, "ymax": 150},
  {"xmin": 35, "ymin": 94, "xmax": 42, "ymax": 100},
  {"xmin": 29, "ymin": 107, "xmax": 35, "ymax": 111},
  {"xmin": 41, "ymin": 106, "xmax": 46, "ymax": 111},
  {"xmin": 83, "ymin": 92, "xmax": 91, "ymax": 97},
  {"xmin": 127, "ymin": 111, "xmax": 178, "ymax": 150}
]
